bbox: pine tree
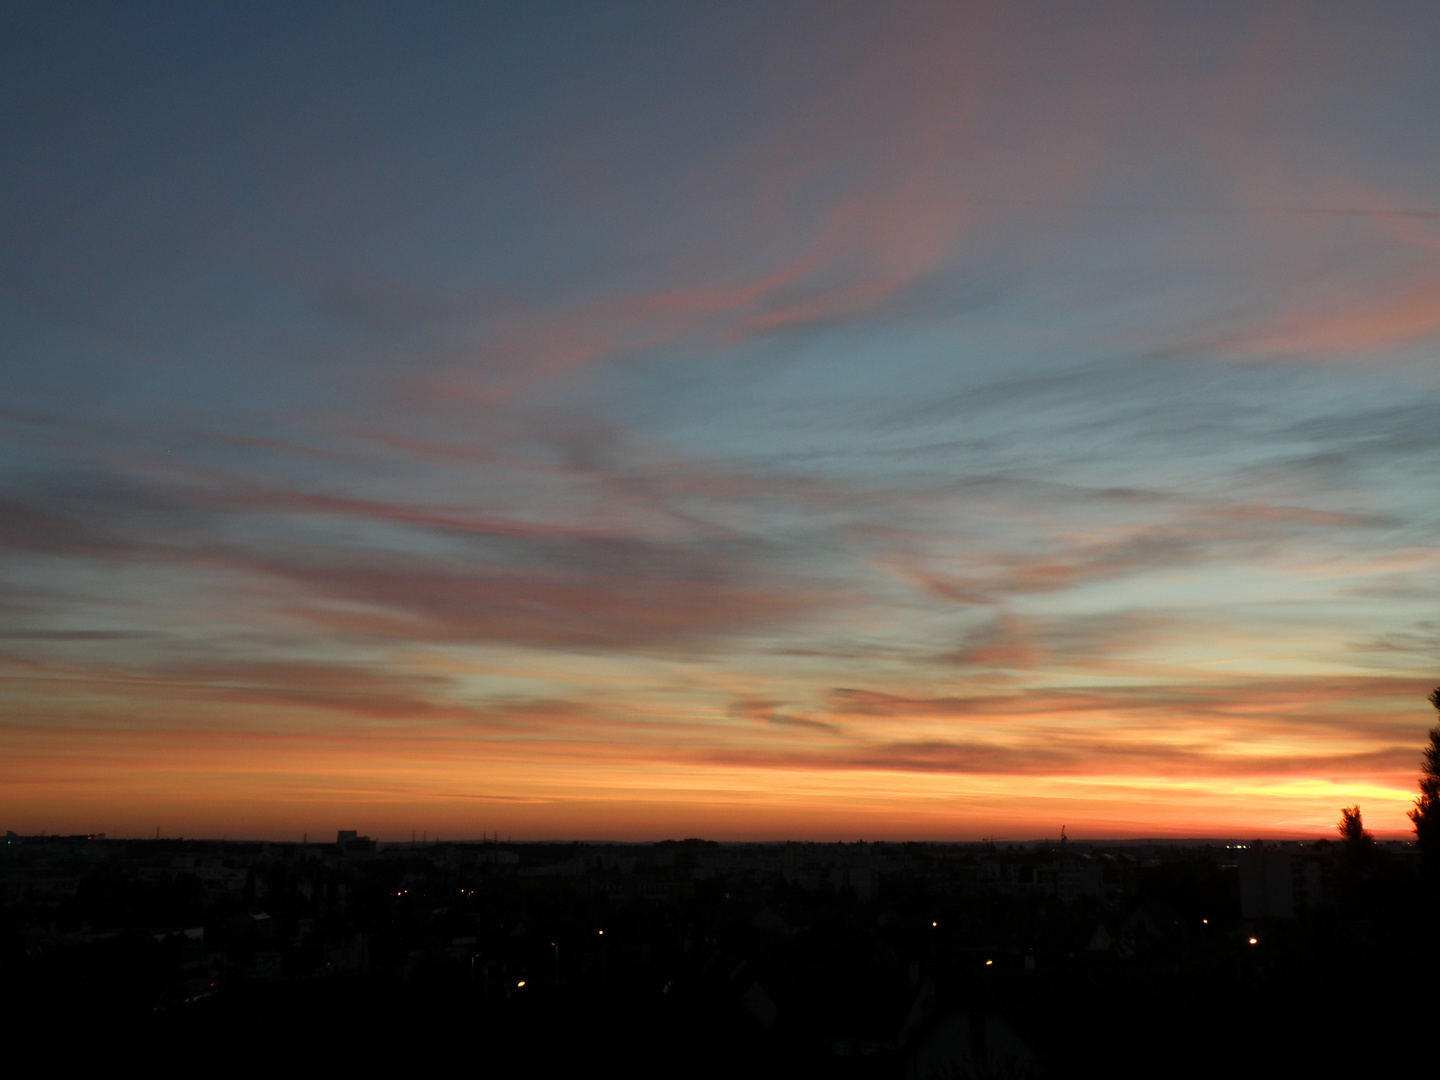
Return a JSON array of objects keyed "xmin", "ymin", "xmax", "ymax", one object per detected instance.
[
  {"xmin": 1408, "ymin": 686, "xmax": 1440, "ymax": 860},
  {"xmin": 1339, "ymin": 805, "xmax": 1370, "ymax": 848}
]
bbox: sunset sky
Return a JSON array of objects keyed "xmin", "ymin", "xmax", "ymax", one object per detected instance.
[{"xmin": 3, "ymin": 3, "xmax": 1439, "ymax": 841}]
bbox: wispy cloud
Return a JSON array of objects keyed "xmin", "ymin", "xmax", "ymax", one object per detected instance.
[{"xmin": 5, "ymin": 4, "xmax": 1440, "ymax": 837}]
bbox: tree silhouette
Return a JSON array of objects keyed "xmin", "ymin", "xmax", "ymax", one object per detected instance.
[
  {"xmin": 1337, "ymin": 805, "xmax": 1379, "ymax": 907},
  {"xmin": 1338, "ymin": 805, "xmax": 1371, "ymax": 849},
  {"xmin": 1410, "ymin": 686, "xmax": 1440, "ymax": 870}
]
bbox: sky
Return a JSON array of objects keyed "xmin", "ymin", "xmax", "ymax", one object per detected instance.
[{"xmin": 3, "ymin": 2, "xmax": 1439, "ymax": 841}]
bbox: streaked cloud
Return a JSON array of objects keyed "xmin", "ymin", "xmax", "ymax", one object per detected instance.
[{"xmin": 3, "ymin": 4, "xmax": 1439, "ymax": 838}]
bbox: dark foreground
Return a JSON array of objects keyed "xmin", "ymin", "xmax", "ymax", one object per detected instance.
[{"xmin": 2, "ymin": 833, "xmax": 1434, "ymax": 1076}]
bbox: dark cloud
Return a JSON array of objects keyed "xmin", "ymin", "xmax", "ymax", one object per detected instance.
[
  {"xmin": 730, "ymin": 698, "xmax": 841, "ymax": 735},
  {"xmin": 0, "ymin": 629, "xmax": 152, "ymax": 641},
  {"xmin": 0, "ymin": 465, "xmax": 836, "ymax": 652},
  {"xmin": 826, "ymin": 674, "xmax": 1431, "ymax": 734},
  {"xmin": 940, "ymin": 610, "xmax": 1179, "ymax": 671}
]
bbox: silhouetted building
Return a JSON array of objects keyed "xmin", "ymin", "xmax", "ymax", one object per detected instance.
[{"xmin": 1238, "ymin": 847, "xmax": 1294, "ymax": 918}]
